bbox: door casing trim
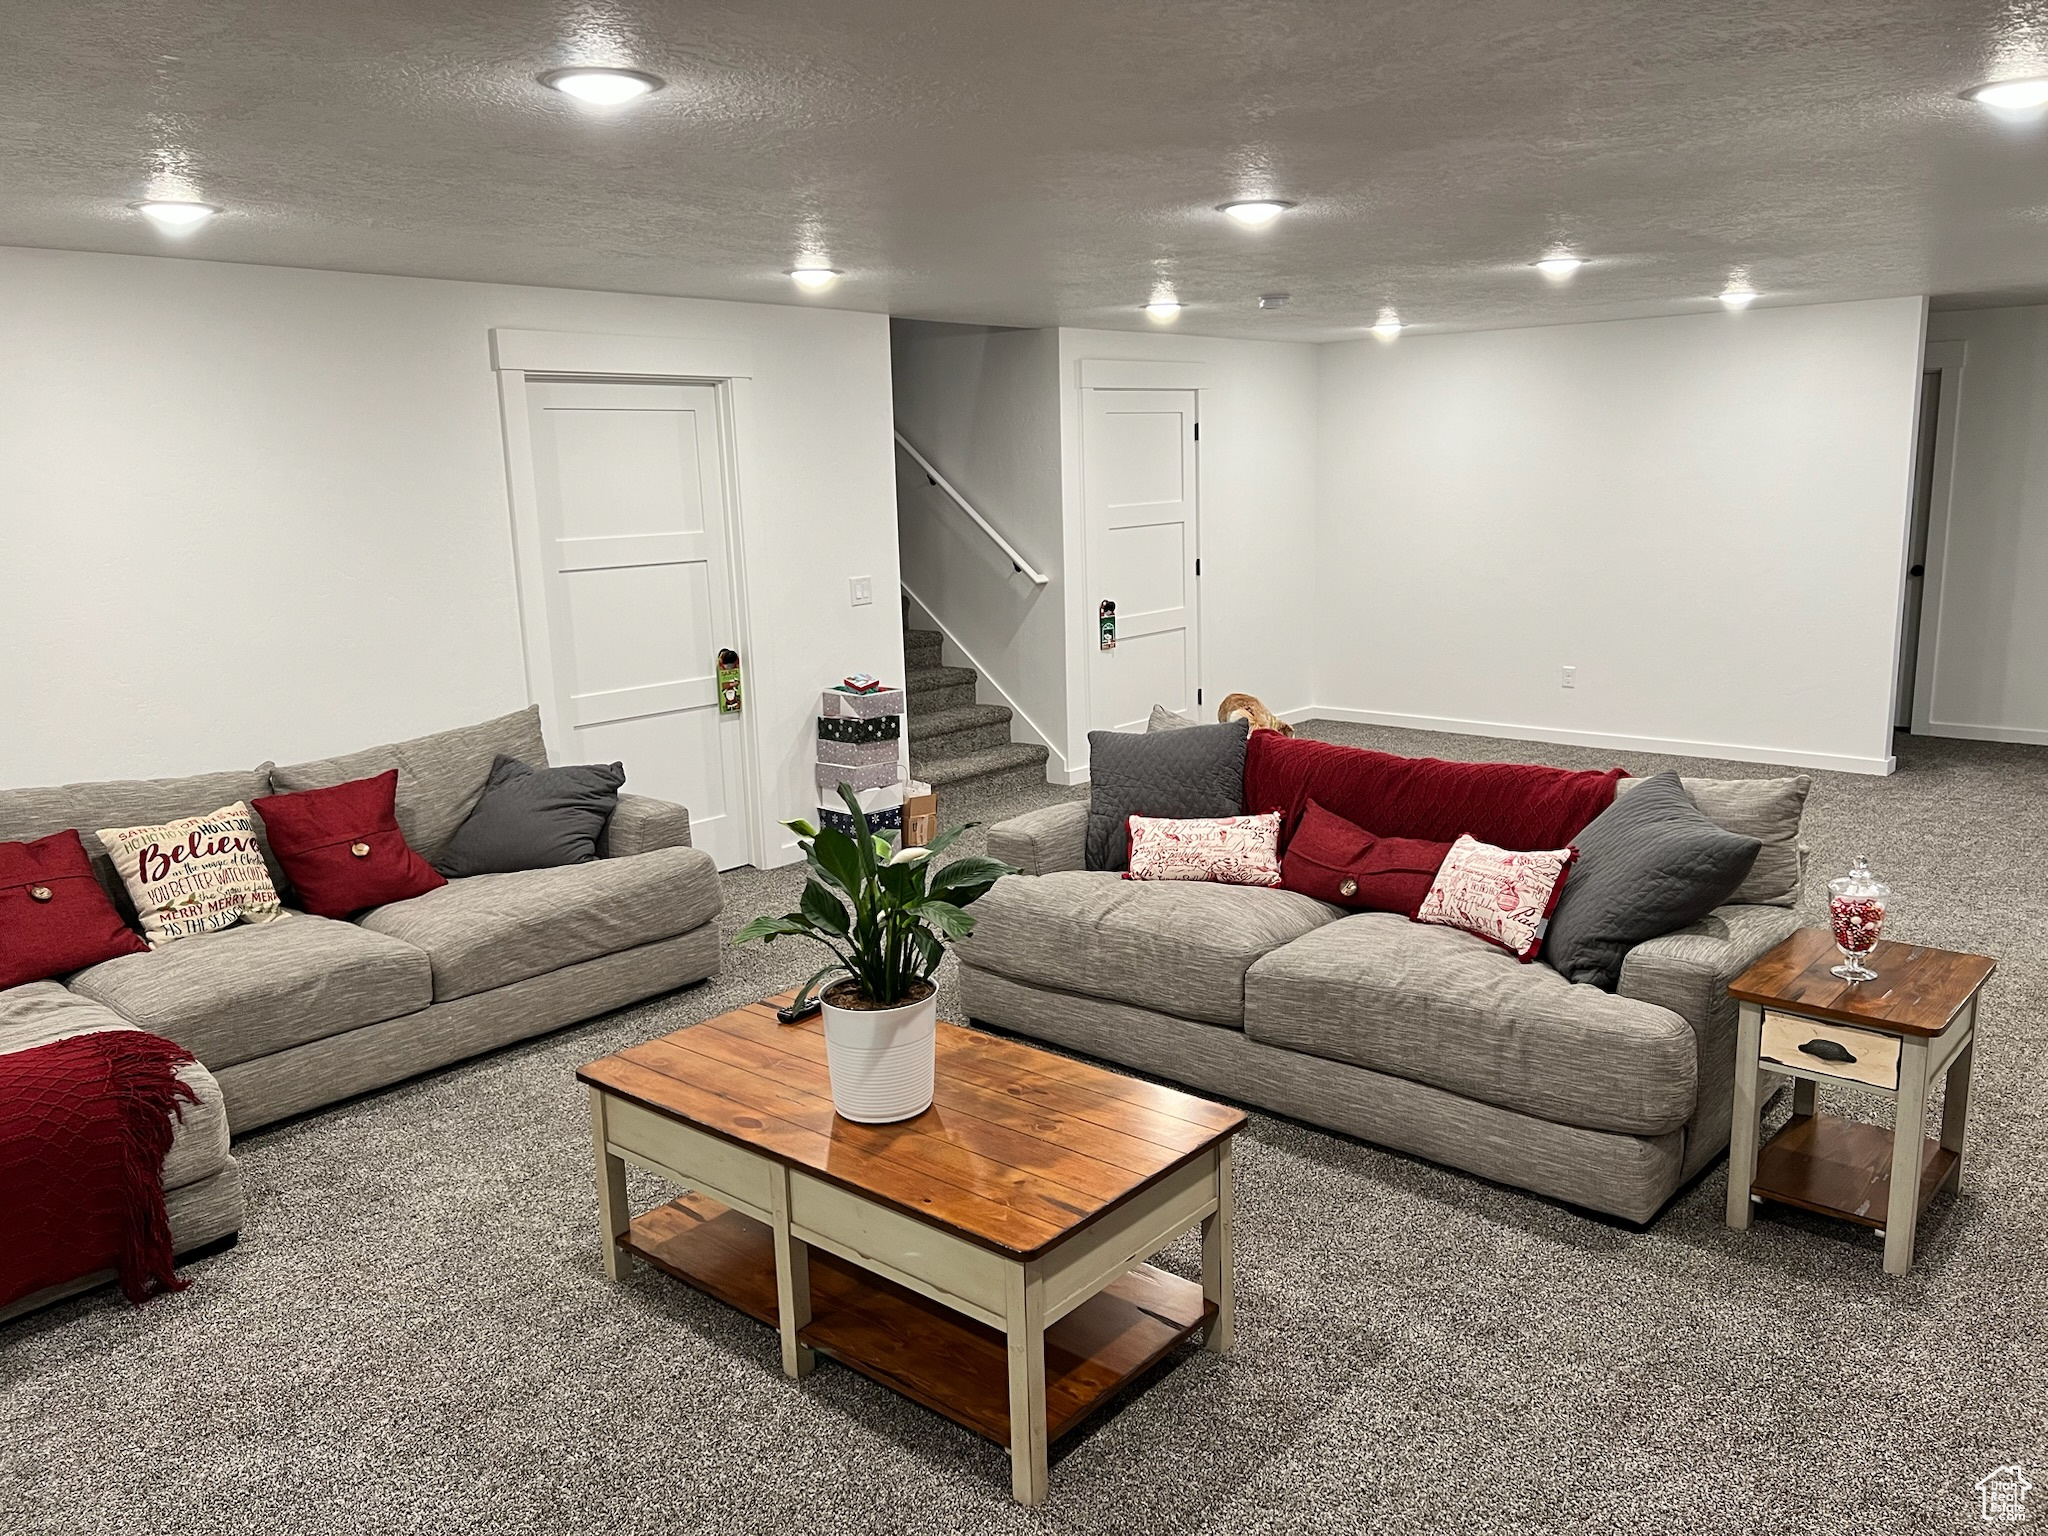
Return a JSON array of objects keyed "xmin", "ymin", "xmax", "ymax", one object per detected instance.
[{"xmin": 492, "ymin": 328, "xmax": 764, "ymax": 870}]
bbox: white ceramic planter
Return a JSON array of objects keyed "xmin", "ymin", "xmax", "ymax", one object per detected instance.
[{"xmin": 820, "ymin": 985, "xmax": 938, "ymax": 1123}]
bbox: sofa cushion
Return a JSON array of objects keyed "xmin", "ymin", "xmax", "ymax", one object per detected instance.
[
  {"xmin": 1086, "ymin": 718, "xmax": 1249, "ymax": 872},
  {"xmin": 0, "ymin": 765, "xmax": 279, "ymax": 918},
  {"xmin": 0, "ymin": 982, "xmax": 231, "ymax": 1192},
  {"xmin": 271, "ymin": 706, "xmax": 549, "ymax": 864},
  {"xmin": 1244, "ymin": 913, "xmax": 1698, "ymax": 1136},
  {"xmin": 356, "ymin": 845, "xmax": 721, "ymax": 1002},
  {"xmin": 1614, "ymin": 773, "xmax": 1809, "ymax": 907},
  {"xmin": 957, "ymin": 870, "xmax": 1339, "ymax": 1028},
  {"xmin": 69, "ymin": 915, "xmax": 433, "ymax": 1069}
]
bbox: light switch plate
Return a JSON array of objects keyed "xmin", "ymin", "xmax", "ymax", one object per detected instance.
[
  {"xmin": 1561, "ymin": 665, "xmax": 1577, "ymax": 689},
  {"xmin": 850, "ymin": 576, "xmax": 873, "ymax": 607}
]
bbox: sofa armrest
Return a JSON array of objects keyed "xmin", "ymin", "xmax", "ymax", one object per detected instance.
[
  {"xmin": 1618, "ymin": 903, "xmax": 1801, "ymax": 1170},
  {"xmin": 1619, "ymin": 904, "xmax": 1799, "ymax": 1020},
  {"xmin": 599, "ymin": 793, "xmax": 693, "ymax": 858},
  {"xmin": 987, "ymin": 799, "xmax": 1089, "ymax": 876}
]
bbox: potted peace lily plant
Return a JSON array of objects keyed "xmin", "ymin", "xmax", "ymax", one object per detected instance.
[{"xmin": 735, "ymin": 784, "xmax": 1015, "ymax": 1123}]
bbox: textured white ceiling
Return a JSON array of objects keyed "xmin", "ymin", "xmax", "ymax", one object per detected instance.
[{"xmin": 7, "ymin": 0, "xmax": 2048, "ymax": 339}]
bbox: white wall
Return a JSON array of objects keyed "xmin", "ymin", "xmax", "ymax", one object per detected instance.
[
  {"xmin": 1056, "ymin": 328, "xmax": 1320, "ymax": 772},
  {"xmin": 0, "ymin": 247, "xmax": 899, "ymax": 863},
  {"xmin": 890, "ymin": 322, "xmax": 1068, "ymax": 766},
  {"xmin": 1314, "ymin": 297, "xmax": 1928, "ymax": 774},
  {"xmin": 1918, "ymin": 306, "xmax": 2048, "ymax": 744}
]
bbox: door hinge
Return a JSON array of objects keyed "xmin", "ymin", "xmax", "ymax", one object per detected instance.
[
  {"xmin": 1193, "ymin": 421, "xmax": 1200, "ymax": 441},
  {"xmin": 1197, "ymin": 688, "xmax": 1203, "ymax": 705},
  {"xmin": 1195, "ymin": 558, "xmax": 1201, "ymax": 576}
]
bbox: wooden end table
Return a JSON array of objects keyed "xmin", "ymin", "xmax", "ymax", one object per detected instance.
[
  {"xmin": 1726, "ymin": 928, "xmax": 1994, "ymax": 1275},
  {"xmin": 578, "ymin": 994, "xmax": 1243, "ymax": 1505}
]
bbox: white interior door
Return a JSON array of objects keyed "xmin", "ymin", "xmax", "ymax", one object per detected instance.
[
  {"xmin": 1083, "ymin": 388, "xmax": 1200, "ymax": 733},
  {"xmin": 525, "ymin": 379, "xmax": 751, "ymax": 869}
]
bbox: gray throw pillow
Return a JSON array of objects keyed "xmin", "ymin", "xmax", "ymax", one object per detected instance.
[
  {"xmin": 1543, "ymin": 770, "xmax": 1761, "ymax": 991},
  {"xmin": 1147, "ymin": 704, "xmax": 1196, "ymax": 733},
  {"xmin": 1613, "ymin": 772, "xmax": 1809, "ymax": 906},
  {"xmin": 1085, "ymin": 719, "xmax": 1249, "ymax": 871},
  {"xmin": 434, "ymin": 755, "xmax": 625, "ymax": 878}
]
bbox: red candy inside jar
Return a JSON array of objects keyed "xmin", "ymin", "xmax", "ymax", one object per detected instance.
[{"xmin": 1829, "ymin": 894, "xmax": 1886, "ymax": 955}]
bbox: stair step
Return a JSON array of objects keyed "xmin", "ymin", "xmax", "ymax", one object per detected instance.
[
  {"xmin": 909, "ymin": 701, "xmax": 1013, "ymax": 744},
  {"xmin": 904, "ymin": 628, "xmax": 945, "ymax": 662},
  {"xmin": 906, "ymin": 663, "xmax": 978, "ymax": 696},
  {"xmin": 911, "ymin": 741, "xmax": 1050, "ymax": 790}
]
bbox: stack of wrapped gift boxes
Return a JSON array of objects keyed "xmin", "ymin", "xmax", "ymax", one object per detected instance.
[{"xmin": 816, "ymin": 683, "xmax": 932, "ymax": 841}]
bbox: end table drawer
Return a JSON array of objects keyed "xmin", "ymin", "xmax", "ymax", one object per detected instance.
[{"xmin": 1760, "ymin": 1011, "xmax": 1900, "ymax": 1091}]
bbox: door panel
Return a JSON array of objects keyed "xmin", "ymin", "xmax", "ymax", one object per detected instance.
[
  {"xmin": 1083, "ymin": 389, "xmax": 1200, "ymax": 734},
  {"xmin": 526, "ymin": 380, "xmax": 750, "ymax": 868}
]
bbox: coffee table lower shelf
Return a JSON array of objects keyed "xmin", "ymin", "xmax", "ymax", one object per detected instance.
[
  {"xmin": 1751, "ymin": 1112, "xmax": 1958, "ymax": 1228},
  {"xmin": 623, "ymin": 1194, "xmax": 1214, "ymax": 1446}
]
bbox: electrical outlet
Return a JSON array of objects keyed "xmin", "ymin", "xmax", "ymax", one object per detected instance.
[
  {"xmin": 1561, "ymin": 666, "xmax": 1577, "ymax": 689},
  {"xmin": 849, "ymin": 575, "xmax": 873, "ymax": 607}
]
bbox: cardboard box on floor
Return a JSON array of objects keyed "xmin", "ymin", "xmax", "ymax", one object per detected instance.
[{"xmin": 901, "ymin": 781, "xmax": 937, "ymax": 848}]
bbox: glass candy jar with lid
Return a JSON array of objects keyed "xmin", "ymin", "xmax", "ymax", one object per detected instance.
[{"xmin": 1827, "ymin": 856, "xmax": 1891, "ymax": 982}]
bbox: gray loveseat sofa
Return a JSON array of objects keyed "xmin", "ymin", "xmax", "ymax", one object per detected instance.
[
  {"xmin": 958, "ymin": 776, "xmax": 1806, "ymax": 1223},
  {"xmin": 1, "ymin": 706, "xmax": 721, "ymax": 1316}
]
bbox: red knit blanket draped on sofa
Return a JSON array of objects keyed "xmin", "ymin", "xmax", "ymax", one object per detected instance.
[
  {"xmin": 0, "ymin": 1031, "xmax": 197, "ymax": 1309},
  {"xmin": 1244, "ymin": 732, "xmax": 1626, "ymax": 851}
]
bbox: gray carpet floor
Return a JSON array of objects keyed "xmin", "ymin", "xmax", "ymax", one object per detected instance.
[{"xmin": 4, "ymin": 723, "xmax": 2043, "ymax": 1535}]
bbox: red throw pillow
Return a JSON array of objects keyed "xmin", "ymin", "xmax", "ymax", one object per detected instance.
[
  {"xmin": 1279, "ymin": 800, "xmax": 1451, "ymax": 916},
  {"xmin": 252, "ymin": 770, "xmax": 445, "ymax": 919},
  {"xmin": 0, "ymin": 830, "xmax": 148, "ymax": 989}
]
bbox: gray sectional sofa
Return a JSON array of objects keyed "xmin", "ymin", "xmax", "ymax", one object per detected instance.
[
  {"xmin": 0, "ymin": 706, "xmax": 720, "ymax": 1317},
  {"xmin": 960, "ymin": 776, "xmax": 1806, "ymax": 1223}
]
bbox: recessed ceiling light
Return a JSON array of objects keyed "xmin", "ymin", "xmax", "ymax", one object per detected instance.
[
  {"xmin": 1964, "ymin": 76, "xmax": 2048, "ymax": 112},
  {"xmin": 1218, "ymin": 200, "xmax": 1294, "ymax": 228},
  {"xmin": 539, "ymin": 67, "xmax": 665, "ymax": 105},
  {"xmin": 1370, "ymin": 310, "xmax": 1403, "ymax": 338},
  {"xmin": 1720, "ymin": 284, "xmax": 1758, "ymax": 309},
  {"xmin": 1534, "ymin": 253, "xmax": 1585, "ymax": 278},
  {"xmin": 1142, "ymin": 298, "xmax": 1182, "ymax": 320},
  {"xmin": 1258, "ymin": 293, "xmax": 1290, "ymax": 310},
  {"xmin": 132, "ymin": 200, "xmax": 220, "ymax": 229},
  {"xmin": 788, "ymin": 268, "xmax": 841, "ymax": 290}
]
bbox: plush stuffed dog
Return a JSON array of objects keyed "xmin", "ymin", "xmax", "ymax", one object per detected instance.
[{"xmin": 1217, "ymin": 692, "xmax": 1295, "ymax": 736}]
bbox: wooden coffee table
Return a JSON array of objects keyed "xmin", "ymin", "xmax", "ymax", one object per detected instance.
[
  {"xmin": 577, "ymin": 995, "xmax": 1243, "ymax": 1505},
  {"xmin": 1726, "ymin": 927, "xmax": 1995, "ymax": 1275}
]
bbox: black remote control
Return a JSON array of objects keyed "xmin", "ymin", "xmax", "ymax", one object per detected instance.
[{"xmin": 776, "ymin": 996, "xmax": 822, "ymax": 1025}]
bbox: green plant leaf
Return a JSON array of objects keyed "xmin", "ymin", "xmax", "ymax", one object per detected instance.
[
  {"xmin": 734, "ymin": 914, "xmax": 813, "ymax": 945},
  {"xmin": 918, "ymin": 823, "xmax": 975, "ymax": 859},
  {"xmin": 782, "ymin": 816, "xmax": 819, "ymax": 840},
  {"xmin": 791, "ymin": 961, "xmax": 846, "ymax": 1010},
  {"xmin": 911, "ymin": 898, "xmax": 976, "ymax": 940},
  {"xmin": 799, "ymin": 879, "xmax": 850, "ymax": 936},
  {"xmin": 835, "ymin": 783, "xmax": 876, "ymax": 871},
  {"xmin": 928, "ymin": 856, "xmax": 1016, "ymax": 905},
  {"xmin": 913, "ymin": 927, "xmax": 946, "ymax": 980},
  {"xmin": 808, "ymin": 827, "xmax": 864, "ymax": 896}
]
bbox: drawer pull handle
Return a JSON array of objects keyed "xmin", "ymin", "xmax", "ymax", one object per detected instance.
[{"xmin": 1799, "ymin": 1038, "xmax": 1856, "ymax": 1064}]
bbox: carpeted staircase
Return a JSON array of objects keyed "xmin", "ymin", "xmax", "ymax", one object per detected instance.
[{"xmin": 903, "ymin": 625, "xmax": 1050, "ymax": 791}]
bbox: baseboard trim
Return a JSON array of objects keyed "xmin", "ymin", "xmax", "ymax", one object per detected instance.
[
  {"xmin": 1920, "ymin": 720, "xmax": 2048, "ymax": 746},
  {"xmin": 1298, "ymin": 707, "xmax": 1896, "ymax": 776},
  {"xmin": 900, "ymin": 583, "xmax": 1071, "ymax": 783}
]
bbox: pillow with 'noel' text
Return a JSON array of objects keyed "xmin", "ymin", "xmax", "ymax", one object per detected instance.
[{"xmin": 95, "ymin": 802, "xmax": 287, "ymax": 948}]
